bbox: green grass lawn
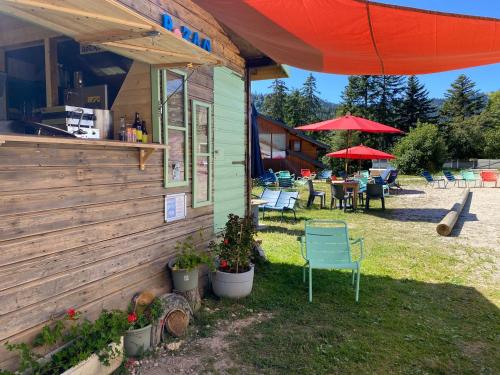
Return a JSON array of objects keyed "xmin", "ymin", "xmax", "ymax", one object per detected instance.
[{"xmin": 196, "ymin": 182, "xmax": 499, "ymax": 375}]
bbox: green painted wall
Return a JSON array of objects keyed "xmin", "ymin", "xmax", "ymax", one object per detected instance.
[{"xmin": 213, "ymin": 67, "xmax": 246, "ymax": 231}]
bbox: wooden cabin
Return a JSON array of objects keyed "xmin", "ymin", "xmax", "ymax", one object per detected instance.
[
  {"xmin": 0, "ymin": 0, "xmax": 288, "ymax": 370},
  {"xmin": 257, "ymin": 114, "xmax": 328, "ymax": 175}
]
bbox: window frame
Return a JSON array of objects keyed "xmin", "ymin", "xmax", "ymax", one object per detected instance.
[
  {"xmin": 191, "ymin": 100, "xmax": 213, "ymax": 208},
  {"xmin": 151, "ymin": 67, "xmax": 189, "ymax": 188}
]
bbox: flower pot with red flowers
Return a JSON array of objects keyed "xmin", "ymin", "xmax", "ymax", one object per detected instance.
[
  {"xmin": 209, "ymin": 214, "xmax": 256, "ymax": 299},
  {"xmin": 168, "ymin": 235, "xmax": 212, "ymax": 292},
  {"xmin": 124, "ymin": 297, "xmax": 164, "ymax": 357}
]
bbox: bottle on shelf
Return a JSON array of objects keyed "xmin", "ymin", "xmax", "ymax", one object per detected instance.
[
  {"xmin": 141, "ymin": 121, "xmax": 148, "ymax": 143},
  {"xmin": 118, "ymin": 116, "xmax": 126, "ymax": 141},
  {"xmin": 133, "ymin": 112, "xmax": 142, "ymax": 142}
]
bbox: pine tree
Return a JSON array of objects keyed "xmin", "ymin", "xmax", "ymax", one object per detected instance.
[
  {"xmin": 284, "ymin": 89, "xmax": 306, "ymax": 126},
  {"xmin": 260, "ymin": 79, "xmax": 288, "ymax": 122},
  {"xmin": 398, "ymin": 76, "xmax": 436, "ymax": 132},
  {"xmin": 300, "ymin": 74, "xmax": 322, "ymax": 124},
  {"xmin": 338, "ymin": 75, "xmax": 374, "ymax": 118},
  {"xmin": 370, "ymin": 75, "xmax": 405, "ymax": 126},
  {"xmin": 440, "ymin": 74, "xmax": 486, "ymax": 121}
]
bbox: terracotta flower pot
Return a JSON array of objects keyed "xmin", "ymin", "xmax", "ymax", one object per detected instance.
[{"xmin": 211, "ymin": 265, "xmax": 254, "ymax": 299}]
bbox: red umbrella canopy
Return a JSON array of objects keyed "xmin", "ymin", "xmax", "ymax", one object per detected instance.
[
  {"xmin": 327, "ymin": 145, "xmax": 395, "ymax": 160},
  {"xmin": 295, "ymin": 115, "xmax": 403, "ymax": 133}
]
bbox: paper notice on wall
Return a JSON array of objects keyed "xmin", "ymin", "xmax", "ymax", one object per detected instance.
[{"xmin": 165, "ymin": 193, "xmax": 187, "ymax": 222}]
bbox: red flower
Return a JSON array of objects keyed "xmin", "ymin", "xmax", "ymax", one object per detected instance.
[
  {"xmin": 128, "ymin": 312, "xmax": 138, "ymax": 324},
  {"xmin": 67, "ymin": 308, "xmax": 76, "ymax": 319},
  {"xmin": 220, "ymin": 260, "xmax": 228, "ymax": 269},
  {"xmin": 223, "ymin": 238, "xmax": 229, "ymax": 245}
]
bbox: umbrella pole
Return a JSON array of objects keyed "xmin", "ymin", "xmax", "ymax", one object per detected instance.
[{"xmin": 345, "ymin": 131, "xmax": 350, "ymax": 176}]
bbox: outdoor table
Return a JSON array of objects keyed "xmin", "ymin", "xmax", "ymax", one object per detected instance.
[
  {"xmin": 331, "ymin": 180, "xmax": 360, "ymax": 210},
  {"xmin": 251, "ymin": 199, "xmax": 268, "ymax": 229}
]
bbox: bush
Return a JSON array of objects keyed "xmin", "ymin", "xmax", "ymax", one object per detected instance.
[
  {"xmin": 392, "ymin": 122, "xmax": 447, "ymax": 174},
  {"xmin": 483, "ymin": 126, "xmax": 500, "ymax": 158}
]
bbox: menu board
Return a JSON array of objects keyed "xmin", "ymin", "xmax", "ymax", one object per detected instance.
[{"xmin": 165, "ymin": 193, "xmax": 187, "ymax": 222}]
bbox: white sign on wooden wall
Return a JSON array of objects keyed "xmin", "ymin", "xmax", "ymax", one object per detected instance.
[{"xmin": 165, "ymin": 193, "xmax": 187, "ymax": 222}]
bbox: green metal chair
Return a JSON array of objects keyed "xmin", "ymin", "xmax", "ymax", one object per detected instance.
[
  {"xmin": 461, "ymin": 170, "xmax": 480, "ymax": 187},
  {"xmin": 300, "ymin": 220, "xmax": 364, "ymax": 302}
]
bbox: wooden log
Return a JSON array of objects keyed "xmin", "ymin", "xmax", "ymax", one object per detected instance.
[{"xmin": 436, "ymin": 188, "xmax": 470, "ymax": 236}]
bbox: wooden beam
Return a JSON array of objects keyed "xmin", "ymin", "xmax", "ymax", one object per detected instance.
[
  {"xmin": 1, "ymin": 0, "xmax": 155, "ymax": 30},
  {"xmin": 44, "ymin": 37, "xmax": 58, "ymax": 107},
  {"xmin": 101, "ymin": 41, "xmax": 214, "ymax": 62},
  {"xmin": 0, "ymin": 3, "xmax": 76, "ymax": 36},
  {"xmin": 76, "ymin": 29, "xmax": 148, "ymax": 44}
]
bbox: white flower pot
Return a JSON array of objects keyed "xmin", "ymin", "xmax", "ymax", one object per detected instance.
[
  {"xmin": 60, "ymin": 337, "xmax": 123, "ymax": 375},
  {"xmin": 212, "ymin": 265, "xmax": 254, "ymax": 299}
]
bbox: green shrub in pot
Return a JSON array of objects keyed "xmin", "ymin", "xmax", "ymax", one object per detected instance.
[
  {"xmin": 168, "ymin": 236, "xmax": 213, "ymax": 292},
  {"xmin": 124, "ymin": 297, "xmax": 164, "ymax": 357},
  {"xmin": 209, "ymin": 214, "xmax": 256, "ymax": 299}
]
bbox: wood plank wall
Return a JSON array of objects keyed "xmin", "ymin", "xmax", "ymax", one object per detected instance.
[{"xmin": 0, "ymin": 65, "xmax": 215, "ymax": 370}]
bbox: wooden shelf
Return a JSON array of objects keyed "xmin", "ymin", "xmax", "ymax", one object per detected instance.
[{"xmin": 0, "ymin": 134, "xmax": 168, "ymax": 170}]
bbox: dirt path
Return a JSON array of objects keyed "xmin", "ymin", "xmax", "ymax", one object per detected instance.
[{"xmin": 131, "ymin": 313, "xmax": 271, "ymax": 375}]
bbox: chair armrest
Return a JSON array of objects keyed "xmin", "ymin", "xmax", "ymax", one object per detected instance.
[
  {"xmin": 350, "ymin": 238, "xmax": 364, "ymax": 261},
  {"xmin": 299, "ymin": 236, "xmax": 307, "ymax": 260}
]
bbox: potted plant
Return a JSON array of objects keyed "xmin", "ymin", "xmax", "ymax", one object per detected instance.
[
  {"xmin": 2, "ymin": 309, "xmax": 128, "ymax": 375},
  {"xmin": 168, "ymin": 235, "xmax": 212, "ymax": 292},
  {"xmin": 124, "ymin": 296, "xmax": 163, "ymax": 357},
  {"xmin": 209, "ymin": 214, "xmax": 256, "ymax": 299}
]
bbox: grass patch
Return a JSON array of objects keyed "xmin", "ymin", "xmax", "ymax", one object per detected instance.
[{"xmin": 198, "ymin": 182, "xmax": 499, "ymax": 374}]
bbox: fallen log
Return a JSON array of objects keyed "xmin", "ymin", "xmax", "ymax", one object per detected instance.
[{"xmin": 436, "ymin": 188, "xmax": 470, "ymax": 236}]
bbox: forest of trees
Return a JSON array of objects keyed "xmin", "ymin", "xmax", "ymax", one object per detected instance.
[{"xmin": 253, "ymin": 73, "xmax": 500, "ymax": 173}]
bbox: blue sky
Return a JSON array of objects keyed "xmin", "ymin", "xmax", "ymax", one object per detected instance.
[{"xmin": 251, "ymin": 0, "xmax": 500, "ymax": 102}]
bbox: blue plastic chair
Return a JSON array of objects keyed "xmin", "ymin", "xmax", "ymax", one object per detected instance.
[
  {"xmin": 442, "ymin": 170, "xmax": 464, "ymax": 187},
  {"xmin": 300, "ymin": 220, "xmax": 364, "ymax": 302},
  {"xmin": 260, "ymin": 189, "xmax": 299, "ymax": 221},
  {"xmin": 422, "ymin": 171, "xmax": 447, "ymax": 188},
  {"xmin": 257, "ymin": 170, "xmax": 278, "ymax": 186}
]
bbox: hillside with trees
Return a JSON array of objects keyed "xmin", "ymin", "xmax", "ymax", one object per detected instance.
[{"xmin": 252, "ymin": 73, "xmax": 499, "ymax": 173}]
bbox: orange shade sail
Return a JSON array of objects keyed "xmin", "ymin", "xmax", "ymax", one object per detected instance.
[
  {"xmin": 194, "ymin": 0, "xmax": 500, "ymax": 74},
  {"xmin": 327, "ymin": 145, "xmax": 395, "ymax": 160}
]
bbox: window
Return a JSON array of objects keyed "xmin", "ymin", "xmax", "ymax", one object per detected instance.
[
  {"xmin": 192, "ymin": 100, "xmax": 212, "ymax": 207},
  {"xmin": 291, "ymin": 140, "xmax": 301, "ymax": 152},
  {"xmin": 151, "ymin": 68, "xmax": 188, "ymax": 187},
  {"xmin": 259, "ymin": 132, "xmax": 286, "ymax": 159}
]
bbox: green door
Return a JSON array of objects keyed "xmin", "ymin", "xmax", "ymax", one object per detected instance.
[{"xmin": 214, "ymin": 67, "xmax": 246, "ymax": 231}]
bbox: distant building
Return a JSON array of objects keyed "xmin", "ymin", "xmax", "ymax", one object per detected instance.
[{"xmin": 257, "ymin": 114, "xmax": 328, "ymax": 175}]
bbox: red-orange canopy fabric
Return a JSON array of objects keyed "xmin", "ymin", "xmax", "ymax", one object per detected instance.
[
  {"xmin": 327, "ymin": 145, "xmax": 395, "ymax": 160},
  {"xmin": 194, "ymin": 0, "xmax": 500, "ymax": 74},
  {"xmin": 295, "ymin": 115, "xmax": 403, "ymax": 133}
]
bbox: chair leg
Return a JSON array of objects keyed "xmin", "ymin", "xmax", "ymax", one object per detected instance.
[
  {"xmin": 365, "ymin": 198, "xmax": 370, "ymax": 210},
  {"xmin": 355, "ymin": 267, "xmax": 361, "ymax": 302},
  {"xmin": 308, "ymin": 267, "xmax": 313, "ymax": 302},
  {"xmin": 293, "ymin": 209, "xmax": 297, "ymax": 223},
  {"xmin": 381, "ymin": 197, "xmax": 385, "ymax": 210},
  {"xmin": 351, "ymin": 270, "xmax": 355, "ymax": 286}
]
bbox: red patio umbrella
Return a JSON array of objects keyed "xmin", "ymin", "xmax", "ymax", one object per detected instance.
[
  {"xmin": 327, "ymin": 145, "xmax": 395, "ymax": 160},
  {"xmin": 295, "ymin": 114, "xmax": 402, "ymax": 173}
]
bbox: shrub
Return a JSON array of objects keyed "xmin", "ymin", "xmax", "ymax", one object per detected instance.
[
  {"xmin": 209, "ymin": 214, "xmax": 255, "ymax": 273},
  {"xmin": 172, "ymin": 235, "xmax": 212, "ymax": 271},
  {"xmin": 392, "ymin": 122, "xmax": 447, "ymax": 174},
  {"xmin": 3, "ymin": 309, "xmax": 129, "ymax": 375}
]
